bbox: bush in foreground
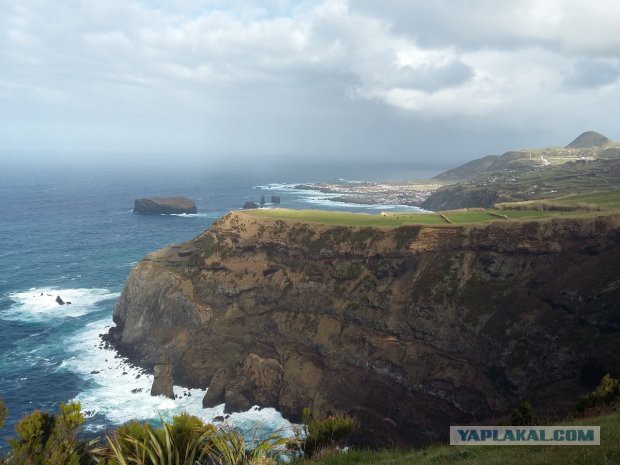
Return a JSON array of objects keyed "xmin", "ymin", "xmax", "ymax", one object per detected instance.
[
  {"xmin": 574, "ymin": 374, "xmax": 620, "ymax": 414},
  {"xmin": 299, "ymin": 408, "xmax": 357, "ymax": 458},
  {"xmin": 2, "ymin": 402, "xmax": 96, "ymax": 465}
]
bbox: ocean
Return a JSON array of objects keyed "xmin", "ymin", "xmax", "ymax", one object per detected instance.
[{"xmin": 0, "ymin": 163, "xmax": 432, "ymax": 450}]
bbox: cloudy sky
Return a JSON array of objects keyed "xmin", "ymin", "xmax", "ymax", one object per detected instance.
[{"xmin": 1, "ymin": 0, "xmax": 619, "ymax": 169}]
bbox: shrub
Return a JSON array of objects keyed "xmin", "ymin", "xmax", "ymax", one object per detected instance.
[
  {"xmin": 4, "ymin": 402, "xmax": 95, "ymax": 465},
  {"xmin": 207, "ymin": 428, "xmax": 289, "ymax": 465},
  {"xmin": 299, "ymin": 408, "xmax": 357, "ymax": 457},
  {"xmin": 105, "ymin": 416, "xmax": 214, "ymax": 465},
  {"xmin": 103, "ymin": 413, "xmax": 288, "ymax": 465},
  {"xmin": 510, "ymin": 401, "xmax": 533, "ymax": 425},
  {"xmin": 574, "ymin": 374, "xmax": 620, "ymax": 414}
]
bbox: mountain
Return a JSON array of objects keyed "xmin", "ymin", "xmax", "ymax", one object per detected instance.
[
  {"xmin": 566, "ymin": 131, "xmax": 610, "ymax": 148},
  {"xmin": 433, "ymin": 155, "xmax": 499, "ymax": 181},
  {"xmin": 423, "ymin": 132, "xmax": 620, "ymax": 210}
]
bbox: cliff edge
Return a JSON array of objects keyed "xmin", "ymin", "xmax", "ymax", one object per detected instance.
[{"xmin": 107, "ymin": 211, "xmax": 620, "ymax": 446}]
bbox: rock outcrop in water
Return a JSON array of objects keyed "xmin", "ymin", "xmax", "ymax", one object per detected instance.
[
  {"xmin": 151, "ymin": 356, "xmax": 174, "ymax": 399},
  {"xmin": 134, "ymin": 197, "xmax": 197, "ymax": 215},
  {"xmin": 107, "ymin": 211, "xmax": 620, "ymax": 447}
]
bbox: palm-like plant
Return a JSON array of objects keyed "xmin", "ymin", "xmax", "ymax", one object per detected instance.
[
  {"xmin": 207, "ymin": 428, "xmax": 288, "ymax": 465},
  {"xmin": 102, "ymin": 417, "xmax": 214, "ymax": 465},
  {"xmin": 100, "ymin": 414, "xmax": 290, "ymax": 465}
]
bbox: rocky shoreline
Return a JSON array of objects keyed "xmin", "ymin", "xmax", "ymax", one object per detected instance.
[{"xmin": 293, "ymin": 181, "xmax": 444, "ymax": 208}]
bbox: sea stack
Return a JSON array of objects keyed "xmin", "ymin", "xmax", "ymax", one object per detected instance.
[
  {"xmin": 151, "ymin": 356, "xmax": 174, "ymax": 399},
  {"xmin": 133, "ymin": 197, "xmax": 197, "ymax": 215},
  {"xmin": 242, "ymin": 201, "xmax": 259, "ymax": 209}
]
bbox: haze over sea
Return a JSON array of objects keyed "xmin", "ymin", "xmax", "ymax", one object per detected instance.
[{"xmin": 0, "ymin": 162, "xmax": 438, "ymax": 450}]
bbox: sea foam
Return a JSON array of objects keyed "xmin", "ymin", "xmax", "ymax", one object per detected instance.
[
  {"xmin": 61, "ymin": 317, "xmax": 295, "ymax": 439},
  {"xmin": 4, "ymin": 288, "xmax": 120, "ymax": 322}
]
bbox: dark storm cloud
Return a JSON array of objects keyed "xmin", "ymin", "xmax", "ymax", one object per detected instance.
[{"xmin": 564, "ymin": 59, "xmax": 620, "ymax": 88}]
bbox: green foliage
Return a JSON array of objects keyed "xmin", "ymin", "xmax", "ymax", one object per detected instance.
[
  {"xmin": 510, "ymin": 401, "xmax": 533, "ymax": 425},
  {"xmin": 103, "ymin": 414, "xmax": 286, "ymax": 465},
  {"xmin": 170, "ymin": 413, "xmax": 212, "ymax": 457},
  {"xmin": 300, "ymin": 408, "xmax": 357, "ymax": 458},
  {"xmin": 104, "ymin": 416, "xmax": 214, "ymax": 465},
  {"xmin": 309, "ymin": 410, "xmax": 620, "ymax": 465},
  {"xmin": 207, "ymin": 428, "xmax": 287, "ymax": 465},
  {"xmin": 4, "ymin": 402, "xmax": 93, "ymax": 465},
  {"xmin": 0, "ymin": 399, "xmax": 7, "ymax": 430},
  {"xmin": 574, "ymin": 374, "xmax": 620, "ymax": 414}
]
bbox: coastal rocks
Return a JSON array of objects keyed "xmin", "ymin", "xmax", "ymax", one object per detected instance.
[
  {"xmin": 55, "ymin": 296, "xmax": 65, "ymax": 305},
  {"xmin": 151, "ymin": 356, "xmax": 174, "ymax": 399},
  {"xmin": 108, "ymin": 211, "xmax": 620, "ymax": 447},
  {"xmin": 134, "ymin": 197, "xmax": 197, "ymax": 215},
  {"xmin": 271, "ymin": 196, "xmax": 281, "ymax": 204},
  {"xmin": 243, "ymin": 201, "xmax": 259, "ymax": 209},
  {"xmin": 202, "ymin": 354, "xmax": 284, "ymax": 413}
]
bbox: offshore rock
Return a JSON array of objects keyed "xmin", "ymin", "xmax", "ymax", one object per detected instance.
[
  {"xmin": 151, "ymin": 356, "xmax": 174, "ymax": 399},
  {"xmin": 134, "ymin": 197, "xmax": 197, "ymax": 215},
  {"xmin": 108, "ymin": 211, "xmax": 620, "ymax": 447}
]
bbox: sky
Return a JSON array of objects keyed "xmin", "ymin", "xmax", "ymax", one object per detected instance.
[{"xmin": 1, "ymin": 0, "xmax": 620, "ymax": 170}]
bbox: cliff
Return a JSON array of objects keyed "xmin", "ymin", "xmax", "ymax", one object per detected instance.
[{"xmin": 107, "ymin": 211, "xmax": 620, "ymax": 447}]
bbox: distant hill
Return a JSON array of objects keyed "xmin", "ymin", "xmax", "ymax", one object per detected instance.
[
  {"xmin": 566, "ymin": 130, "xmax": 610, "ymax": 148},
  {"xmin": 433, "ymin": 154, "xmax": 498, "ymax": 181},
  {"xmin": 423, "ymin": 132, "xmax": 620, "ymax": 210},
  {"xmin": 433, "ymin": 131, "xmax": 614, "ymax": 182}
]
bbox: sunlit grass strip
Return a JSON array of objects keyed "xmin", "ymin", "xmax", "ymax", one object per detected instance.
[{"xmin": 245, "ymin": 208, "xmax": 558, "ymax": 227}]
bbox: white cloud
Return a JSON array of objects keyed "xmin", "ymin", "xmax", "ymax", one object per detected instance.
[{"xmin": 0, "ymin": 0, "xmax": 619, "ymax": 162}]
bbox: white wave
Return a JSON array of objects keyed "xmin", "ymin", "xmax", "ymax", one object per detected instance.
[
  {"xmin": 304, "ymin": 196, "xmax": 424, "ymax": 211},
  {"xmin": 254, "ymin": 183, "xmax": 295, "ymax": 190},
  {"xmin": 254, "ymin": 183, "xmax": 310, "ymax": 193},
  {"xmin": 62, "ymin": 318, "xmax": 295, "ymax": 439},
  {"xmin": 167, "ymin": 213, "xmax": 218, "ymax": 217},
  {"xmin": 119, "ymin": 261, "xmax": 138, "ymax": 268},
  {"xmin": 3, "ymin": 287, "xmax": 120, "ymax": 322}
]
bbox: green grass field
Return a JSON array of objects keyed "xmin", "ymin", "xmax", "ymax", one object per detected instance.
[
  {"xmin": 496, "ymin": 189, "xmax": 620, "ymax": 212},
  {"xmin": 308, "ymin": 410, "xmax": 620, "ymax": 465},
  {"xmin": 246, "ymin": 208, "xmax": 557, "ymax": 227},
  {"xmin": 552, "ymin": 189, "xmax": 620, "ymax": 209}
]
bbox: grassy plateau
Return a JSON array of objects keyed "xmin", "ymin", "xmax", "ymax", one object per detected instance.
[{"xmin": 246, "ymin": 188, "xmax": 620, "ymax": 228}]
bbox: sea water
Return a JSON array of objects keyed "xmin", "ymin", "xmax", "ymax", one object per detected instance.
[{"xmin": 0, "ymin": 163, "xmax": 431, "ymax": 451}]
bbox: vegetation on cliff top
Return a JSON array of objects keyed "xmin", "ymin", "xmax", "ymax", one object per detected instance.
[
  {"xmin": 243, "ymin": 189, "xmax": 620, "ymax": 228},
  {"xmin": 307, "ymin": 411, "xmax": 620, "ymax": 465},
  {"xmin": 245, "ymin": 207, "xmax": 558, "ymax": 227}
]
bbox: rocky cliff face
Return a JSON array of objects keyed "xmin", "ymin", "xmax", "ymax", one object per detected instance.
[{"xmin": 107, "ymin": 212, "xmax": 620, "ymax": 447}]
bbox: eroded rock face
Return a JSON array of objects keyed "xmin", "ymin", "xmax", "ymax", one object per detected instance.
[
  {"xmin": 134, "ymin": 197, "xmax": 197, "ymax": 215},
  {"xmin": 107, "ymin": 212, "xmax": 620, "ymax": 447},
  {"xmin": 151, "ymin": 356, "xmax": 174, "ymax": 399}
]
